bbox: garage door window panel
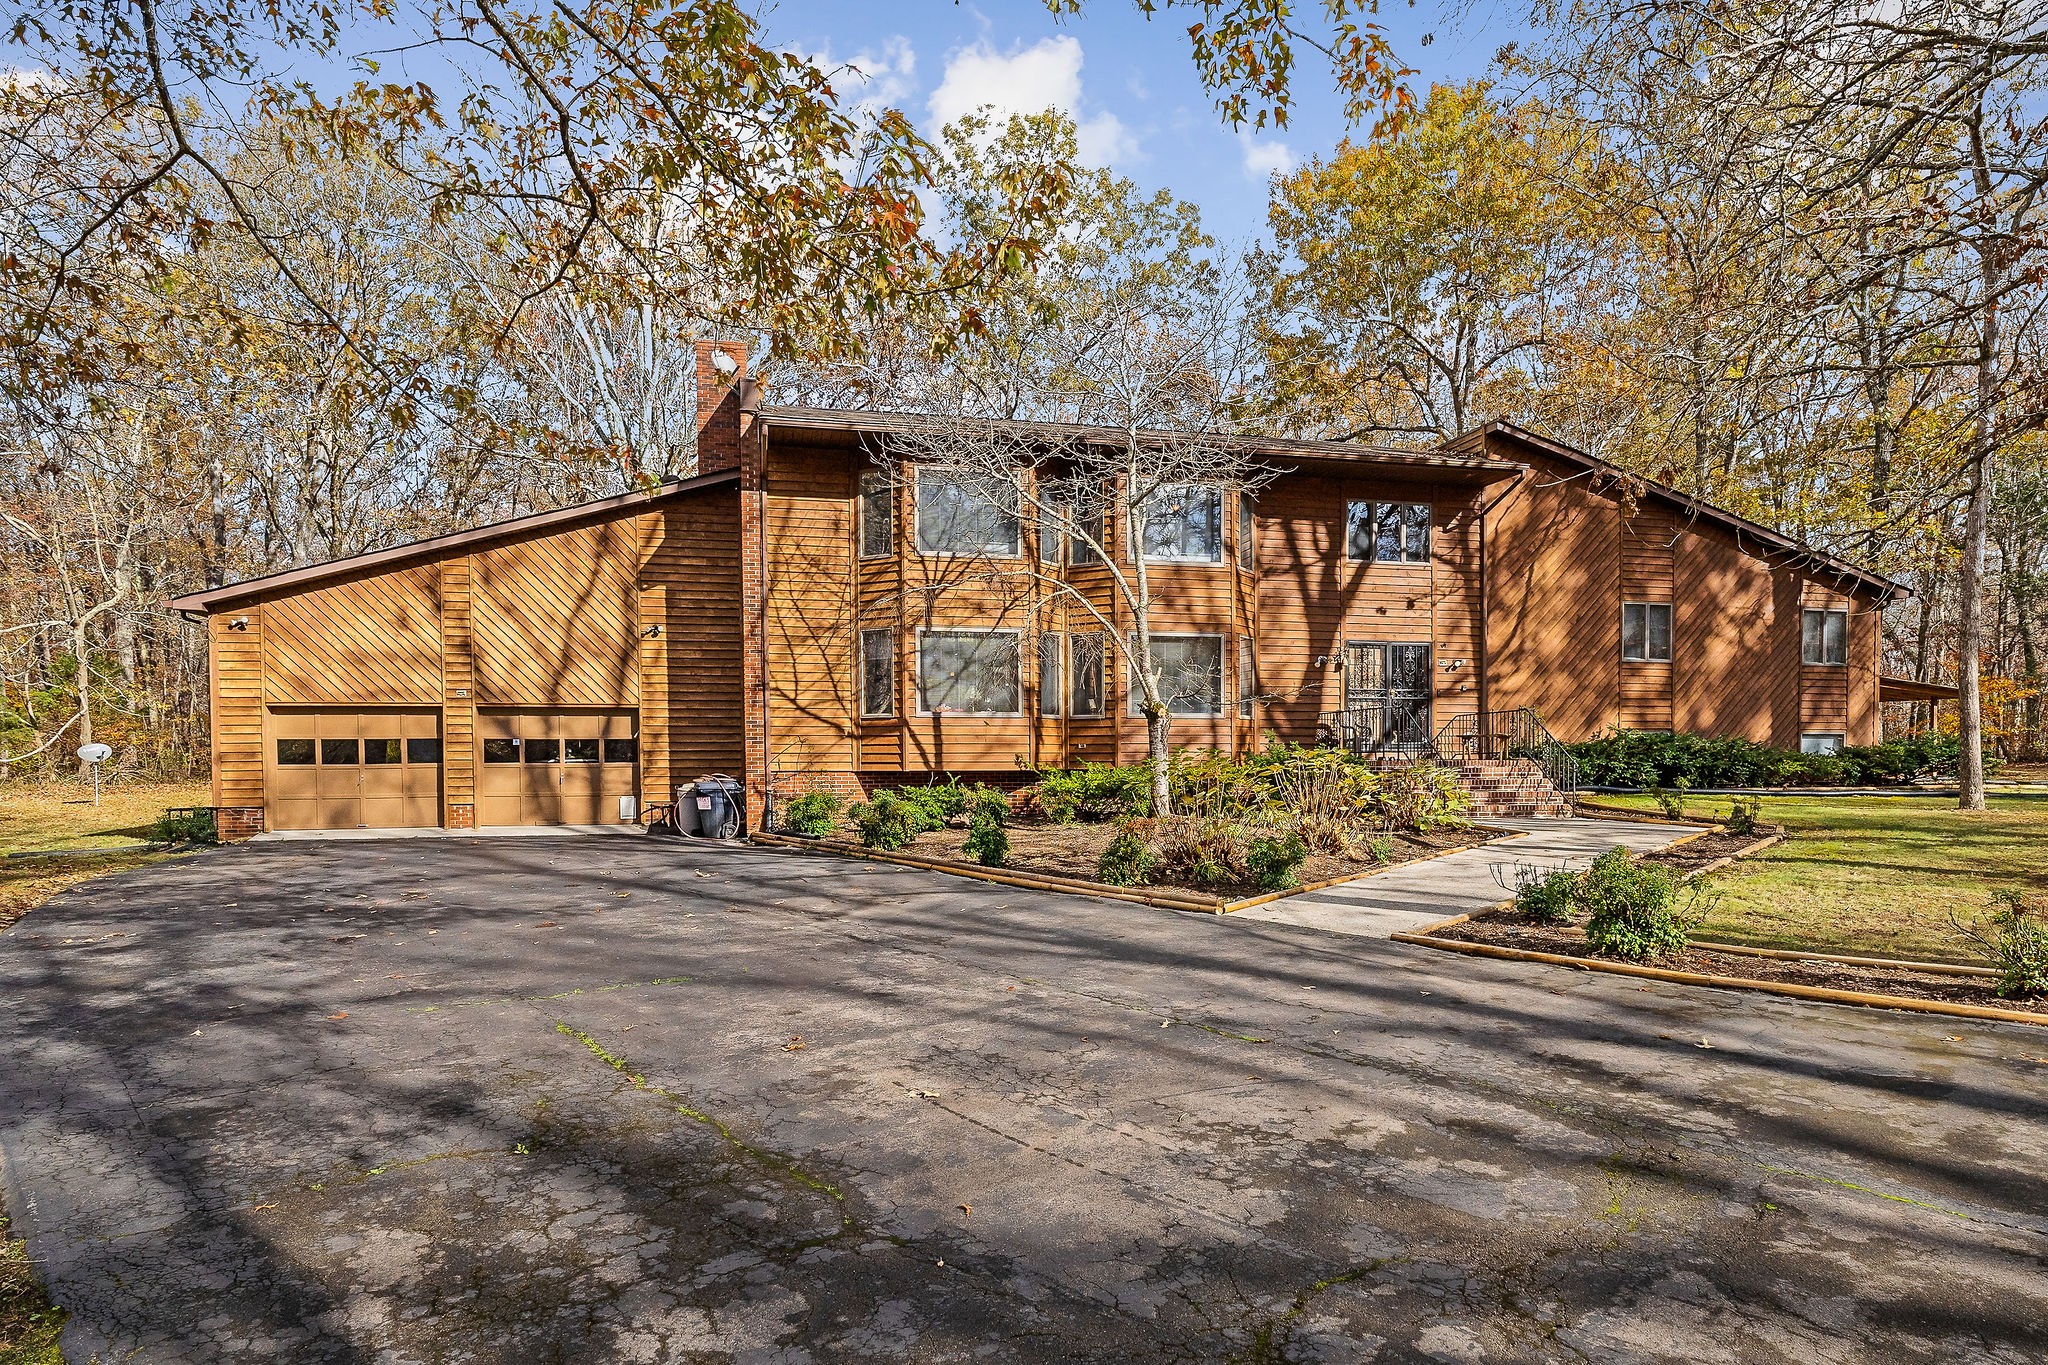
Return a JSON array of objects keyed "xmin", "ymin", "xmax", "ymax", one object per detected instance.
[
  {"xmin": 525, "ymin": 738, "xmax": 561, "ymax": 763},
  {"xmin": 321, "ymin": 739, "xmax": 359, "ymax": 765},
  {"xmin": 277, "ymin": 739, "xmax": 315, "ymax": 765}
]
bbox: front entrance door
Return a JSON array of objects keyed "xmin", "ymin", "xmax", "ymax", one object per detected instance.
[
  {"xmin": 1342, "ymin": 642, "xmax": 1432, "ymax": 751},
  {"xmin": 267, "ymin": 708, "xmax": 443, "ymax": 830},
  {"xmin": 477, "ymin": 709, "xmax": 639, "ymax": 825}
]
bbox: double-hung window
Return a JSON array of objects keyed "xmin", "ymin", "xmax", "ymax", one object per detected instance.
[
  {"xmin": 1037, "ymin": 632, "xmax": 1062, "ymax": 717},
  {"xmin": 858, "ymin": 473, "xmax": 894, "ymax": 559},
  {"xmin": 915, "ymin": 471, "xmax": 1020, "ymax": 556},
  {"xmin": 1131, "ymin": 635, "xmax": 1225, "ymax": 716},
  {"xmin": 1622, "ymin": 602, "xmax": 1673, "ymax": 662},
  {"xmin": 917, "ymin": 630, "xmax": 1021, "ymax": 715},
  {"xmin": 1345, "ymin": 501, "xmax": 1430, "ymax": 563},
  {"xmin": 1069, "ymin": 632, "xmax": 1106, "ymax": 717},
  {"xmin": 859, "ymin": 629, "xmax": 895, "ymax": 718},
  {"xmin": 1139, "ymin": 484, "xmax": 1224, "ymax": 563},
  {"xmin": 1802, "ymin": 608, "xmax": 1847, "ymax": 665}
]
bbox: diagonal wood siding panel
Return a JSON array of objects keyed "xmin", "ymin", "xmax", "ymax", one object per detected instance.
[
  {"xmin": 472, "ymin": 520, "xmax": 640, "ymax": 706},
  {"xmin": 262, "ymin": 563, "xmax": 442, "ymax": 705}
]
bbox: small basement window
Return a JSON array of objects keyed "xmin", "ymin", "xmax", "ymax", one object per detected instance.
[
  {"xmin": 1801, "ymin": 733, "xmax": 1845, "ymax": 755},
  {"xmin": 1622, "ymin": 602, "xmax": 1673, "ymax": 662},
  {"xmin": 320, "ymin": 738, "xmax": 359, "ymax": 766},
  {"xmin": 276, "ymin": 738, "xmax": 314, "ymax": 765},
  {"xmin": 483, "ymin": 738, "xmax": 520, "ymax": 763}
]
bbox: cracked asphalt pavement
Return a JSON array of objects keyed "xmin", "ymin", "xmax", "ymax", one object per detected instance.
[{"xmin": 0, "ymin": 835, "xmax": 2043, "ymax": 1362}]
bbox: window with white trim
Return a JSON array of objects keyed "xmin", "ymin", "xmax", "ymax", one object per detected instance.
[
  {"xmin": 1037, "ymin": 632, "xmax": 1062, "ymax": 717},
  {"xmin": 1345, "ymin": 501, "xmax": 1430, "ymax": 563},
  {"xmin": 1800, "ymin": 732, "xmax": 1845, "ymax": 755},
  {"xmin": 1802, "ymin": 608, "xmax": 1847, "ymax": 665},
  {"xmin": 1622, "ymin": 602, "xmax": 1673, "ymax": 662},
  {"xmin": 1069, "ymin": 632, "xmax": 1105, "ymax": 717},
  {"xmin": 859, "ymin": 629, "xmax": 895, "ymax": 718},
  {"xmin": 858, "ymin": 473, "xmax": 893, "ymax": 559},
  {"xmin": 1130, "ymin": 634, "xmax": 1225, "ymax": 716},
  {"xmin": 1238, "ymin": 637, "xmax": 1254, "ymax": 718},
  {"xmin": 917, "ymin": 630, "xmax": 1021, "ymax": 715},
  {"xmin": 1139, "ymin": 484, "xmax": 1224, "ymax": 563},
  {"xmin": 915, "ymin": 471, "xmax": 1020, "ymax": 556}
]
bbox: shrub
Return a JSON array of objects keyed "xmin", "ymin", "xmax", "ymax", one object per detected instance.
[
  {"xmin": 1029, "ymin": 763, "xmax": 1154, "ymax": 823},
  {"xmin": 1097, "ymin": 828, "xmax": 1155, "ymax": 886},
  {"xmin": 150, "ymin": 807, "xmax": 218, "ymax": 845},
  {"xmin": 1365, "ymin": 834, "xmax": 1396, "ymax": 864},
  {"xmin": 1372, "ymin": 762, "xmax": 1470, "ymax": 832},
  {"xmin": 780, "ymin": 791, "xmax": 841, "ymax": 837},
  {"xmin": 1246, "ymin": 832, "xmax": 1310, "ymax": 892},
  {"xmin": 850, "ymin": 792, "xmax": 922, "ymax": 851},
  {"xmin": 1955, "ymin": 890, "xmax": 2048, "ymax": 998},
  {"xmin": 1513, "ymin": 865, "xmax": 1578, "ymax": 925},
  {"xmin": 1266, "ymin": 748, "xmax": 1378, "ymax": 852},
  {"xmin": 1723, "ymin": 796, "xmax": 1763, "ymax": 836},
  {"xmin": 962, "ymin": 787, "xmax": 1010, "ymax": 867},
  {"xmin": 891, "ymin": 776, "xmax": 972, "ymax": 828},
  {"xmin": 1650, "ymin": 782, "xmax": 1687, "ymax": 821},
  {"xmin": 1568, "ymin": 726, "xmax": 1977, "ymax": 790},
  {"xmin": 1152, "ymin": 815, "xmax": 1250, "ymax": 888},
  {"xmin": 1578, "ymin": 849, "xmax": 1701, "ymax": 961}
]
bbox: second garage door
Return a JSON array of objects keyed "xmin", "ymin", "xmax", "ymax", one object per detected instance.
[{"xmin": 477, "ymin": 709, "xmax": 639, "ymax": 825}]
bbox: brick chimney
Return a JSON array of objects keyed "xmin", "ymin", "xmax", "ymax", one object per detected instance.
[{"xmin": 695, "ymin": 339, "xmax": 751, "ymax": 476}]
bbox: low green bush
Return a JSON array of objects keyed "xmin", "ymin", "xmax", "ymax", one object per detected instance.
[
  {"xmin": 1723, "ymin": 796, "xmax": 1763, "ymax": 836},
  {"xmin": 850, "ymin": 792, "xmax": 922, "ymax": 851},
  {"xmin": 780, "ymin": 791, "xmax": 841, "ymax": 837},
  {"xmin": 1028, "ymin": 762, "xmax": 1154, "ymax": 823},
  {"xmin": 1956, "ymin": 890, "xmax": 2048, "ymax": 998},
  {"xmin": 1372, "ymin": 763, "xmax": 1471, "ymax": 832},
  {"xmin": 1151, "ymin": 816, "xmax": 1250, "ymax": 888},
  {"xmin": 962, "ymin": 787, "xmax": 1010, "ymax": 867},
  {"xmin": 150, "ymin": 807, "xmax": 217, "ymax": 845},
  {"xmin": 891, "ymin": 777, "xmax": 972, "ymax": 827},
  {"xmin": 1513, "ymin": 865, "xmax": 1578, "ymax": 925},
  {"xmin": 1097, "ymin": 827, "xmax": 1155, "ymax": 886},
  {"xmin": 1569, "ymin": 727, "xmax": 1976, "ymax": 790},
  {"xmin": 1246, "ymin": 832, "xmax": 1309, "ymax": 892},
  {"xmin": 1365, "ymin": 834, "xmax": 1396, "ymax": 863},
  {"xmin": 1577, "ymin": 848, "xmax": 1701, "ymax": 961}
]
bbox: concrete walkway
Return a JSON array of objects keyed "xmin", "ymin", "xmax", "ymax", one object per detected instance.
[{"xmin": 1234, "ymin": 815, "xmax": 1704, "ymax": 939}]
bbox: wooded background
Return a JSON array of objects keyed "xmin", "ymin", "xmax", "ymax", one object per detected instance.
[{"xmin": 3, "ymin": 0, "xmax": 2042, "ymax": 788}]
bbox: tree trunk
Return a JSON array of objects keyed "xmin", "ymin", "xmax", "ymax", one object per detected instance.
[
  {"xmin": 1147, "ymin": 709, "xmax": 1172, "ymax": 816},
  {"xmin": 1956, "ymin": 449, "xmax": 1990, "ymax": 810}
]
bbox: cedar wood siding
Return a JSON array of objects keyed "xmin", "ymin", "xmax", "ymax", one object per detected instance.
[
  {"xmin": 201, "ymin": 482, "xmax": 742, "ymax": 824},
  {"xmin": 764, "ymin": 440, "xmax": 859, "ymax": 773},
  {"xmin": 1257, "ymin": 473, "xmax": 1484, "ymax": 742},
  {"xmin": 1482, "ymin": 437, "xmax": 1883, "ymax": 746}
]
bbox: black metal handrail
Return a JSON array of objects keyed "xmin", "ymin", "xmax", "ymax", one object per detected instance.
[
  {"xmin": 1430, "ymin": 708, "xmax": 1580, "ymax": 798},
  {"xmin": 1316, "ymin": 704, "xmax": 1436, "ymax": 757}
]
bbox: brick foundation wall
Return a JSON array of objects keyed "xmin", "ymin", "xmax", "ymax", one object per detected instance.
[
  {"xmin": 445, "ymin": 803, "xmax": 477, "ymax": 830},
  {"xmin": 215, "ymin": 806, "xmax": 265, "ymax": 841}
]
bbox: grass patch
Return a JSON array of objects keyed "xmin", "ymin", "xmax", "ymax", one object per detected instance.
[
  {"xmin": 0, "ymin": 1208, "xmax": 65, "ymax": 1365},
  {"xmin": 1587, "ymin": 792, "xmax": 2048, "ymax": 962},
  {"xmin": 0, "ymin": 779, "xmax": 209, "ymax": 932}
]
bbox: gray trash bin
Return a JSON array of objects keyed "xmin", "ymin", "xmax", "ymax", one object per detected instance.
[
  {"xmin": 673, "ymin": 783, "xmax": 702, "ymax": 837},
  {"xmin": 693, "ymin": 776, "xmax": 744, "ymax": 839}
]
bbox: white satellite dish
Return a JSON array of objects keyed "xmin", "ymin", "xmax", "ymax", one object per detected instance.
[
  {"xmin": 77, "ymin": 742, "xmax": 112, "ymax": 765},
  {"xmin": 709, "ymin": 347, "xmax": 738, "ymax": 376}
]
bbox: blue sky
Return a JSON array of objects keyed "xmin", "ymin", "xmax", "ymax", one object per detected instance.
[{"xmin": 757, "ymin": 0, "xmax": 1529, "ymax": 245}]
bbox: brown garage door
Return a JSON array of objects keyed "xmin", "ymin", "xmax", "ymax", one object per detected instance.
[
  {"xmin": 477, "ymin": 709, "xmax": 639, "ymax": 826},
  {"xmin": 269, "ymin": 709, "xmax": 443, "ymax": 830}
]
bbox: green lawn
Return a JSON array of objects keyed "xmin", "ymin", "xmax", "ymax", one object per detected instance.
[
  {"xmin": 1588, "ymin": 792, "xmax": 2048, "ymax": 963},
  {"xmin": 0, "ymin": 779, "xmax": 209, "ymax": 932}
]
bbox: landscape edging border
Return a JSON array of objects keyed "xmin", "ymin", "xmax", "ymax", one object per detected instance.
[
  {"xmin": 1387, "ymin": 931, "xmax": 2045, "ymax": 1027},
  {"xmin": 749, "ymin": 825, "xmax": 1527, "ymax": 913}
]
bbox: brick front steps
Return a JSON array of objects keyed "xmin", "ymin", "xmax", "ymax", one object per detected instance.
[{"xmin": 1454, "ymin": 757, "xmax": 1574, "ymax": 818}]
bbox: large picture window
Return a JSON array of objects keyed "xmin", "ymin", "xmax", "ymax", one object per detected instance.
[
  {"xmin": 1139, "ymin": 484, "xmax": 1223, "ymax": 563},
  {"xmin": 1622, "ymin": 602, "xmax": 1673, "ymax": 662},
  {"xmin": 918, "ymin": 630, "xmax": 1021, "ymax": 715},
  {"xmin": 1038, "ymin": 632, "xmax": 1062, "ymax": 716},
  {"xmin": 1070, "ymin": 632, "xmax": 1106, "ymax": 717},
  {"xmin": 858, "ymin": 473, "xmax": 894, "ymax": 559},
  {"xmin": 1345, "ymin": 501, "xmax": 1430, "ymax": 563},
  {"xmin": 859, "ymin": 629, "xmax": 895, "ymax": 718},
  {"xmin": 1130, "ymin": 634, "xmax": 1224, "ymax": 716},
  {"xmin": 1802, "ymin": 608, "xmax": 1847, "ymax": 665},
  {"xmin": 915, "ymin": 471, "xmax": 1020, "ymax": 556}
]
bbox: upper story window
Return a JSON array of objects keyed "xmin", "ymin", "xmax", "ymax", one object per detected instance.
[
  {"xmin": 1622, "ymin": 602, "xmax": 1672, "ymax": 662},
  {"xmin": 858, "ymin": 473, "xmax": 893, "ymax": 559},
  {"xmin": 1070, "ymin": 494, "xmax": 1105, "ymax": 565},
  {"xmin": 915, "ymin": 471, "xmax": 1020, "ymax": 556},
  {"xmin": 1038, "ymin": 502, "xmax": 1063, "ymax": 565},
  {"xmin": 1237, "ymin": 490, "xmax": 1255, "ymax": 571},
  {"xmin": 1130, "ymin": 634, "xmax": 1224, "ymax": 716},
  {"xmin": 1139, "ymin": 484, "xmax": 1223, "ymax": 563},
  {"xmin": 1345, "ymin": 500, "xmax": 1431, "ymax": 563},
  {"xmin": 917, "ymin": 629, "xmax": 1021, "ymax": 715},
  {"xmin": 1802, "ymin": 608, "xmax": 1847, "ymax": 665}
]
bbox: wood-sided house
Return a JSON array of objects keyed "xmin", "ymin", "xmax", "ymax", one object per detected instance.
[{"xmin": 170, "ymin": 342, "xmax": 1907, "ymax": 837}]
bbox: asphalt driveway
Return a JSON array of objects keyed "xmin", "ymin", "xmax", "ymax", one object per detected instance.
[{"xmin": 1, "ymin": 836, "xmax": 2043, "ymax": 1363}]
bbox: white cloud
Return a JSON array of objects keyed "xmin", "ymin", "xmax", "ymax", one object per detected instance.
[
  {"xmin": 815, "ymin": 37, "xmax": 917, "ymax": 116},
  {"xmin": 926, "ymin": 35, "xmax": 1137, "ymax": 166},
  {"xmin": 1237, "ymin": 131, "xmax": 1296, "ymax": 181}
]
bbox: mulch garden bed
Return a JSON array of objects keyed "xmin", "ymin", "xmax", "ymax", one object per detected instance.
[
  {"xmin": 812, "ymin": 818, "xmax": 1496, "ymax": 901},
  {"xmin": 1429, "ymin": 918, "xmax": 2043, "ymax": 1016},
  {"xmin": 1639, "ymin": 827, "xmax": 1778, "ymax": 873}
]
